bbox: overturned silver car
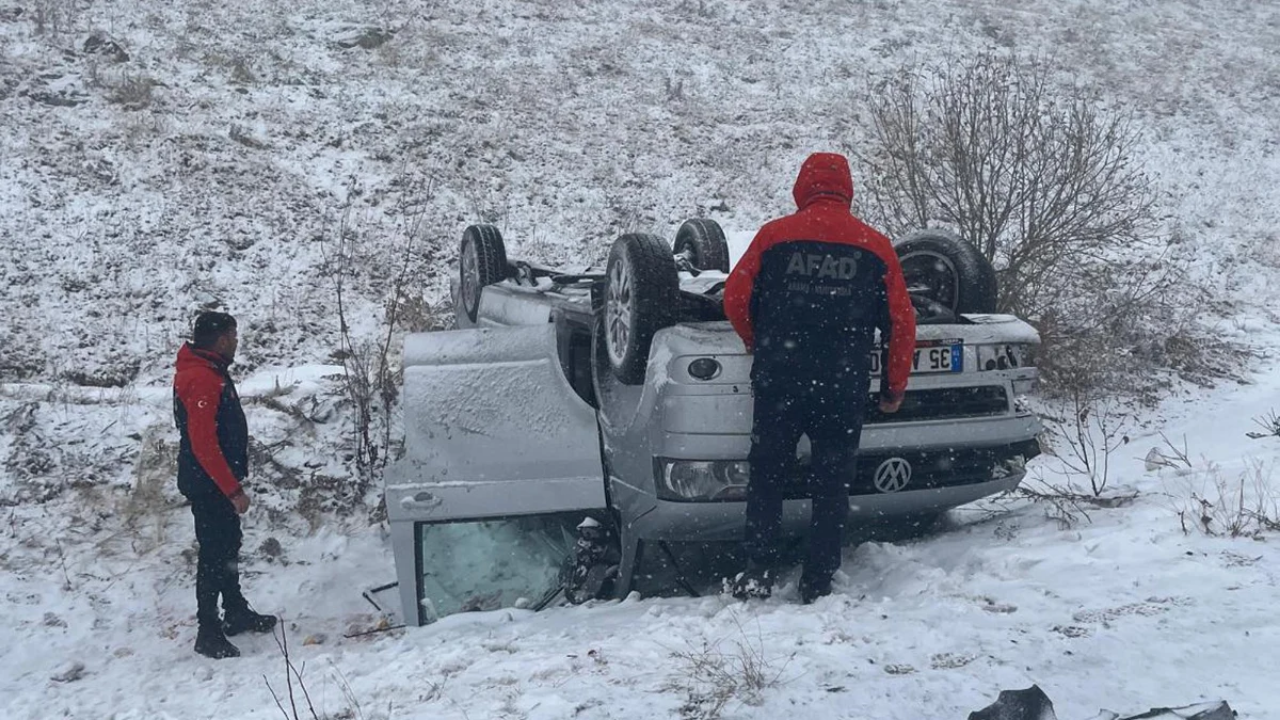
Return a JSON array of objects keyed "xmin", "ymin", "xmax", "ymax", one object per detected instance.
[{"xmin": 385, "ymin": 220, "xmax": 1042, "ymax": 625}]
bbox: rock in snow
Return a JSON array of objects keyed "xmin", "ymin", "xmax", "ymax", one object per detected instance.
[
  {"xmin": 968, "ymin": 685, "xmax": 1058, "ymax": 720},
  {"xmin": 971, "ymin": 687, "xmax": 1235, "ymax": 720},
  {"xmin": 50, "ymin": 661, "xmax": 86, "ymax": 683}
]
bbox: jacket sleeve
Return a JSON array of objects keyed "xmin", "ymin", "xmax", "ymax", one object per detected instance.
[
  {"xmin": 723, "ymin": 229, "xmax": 766, "ymax": 351},
  {"xmin": 178, "ymin": 372, "xmax": 244, "ymax": 498},
  {"xmin": 877, "ymin": 239, "xmax": 917, "ymax": 401}
]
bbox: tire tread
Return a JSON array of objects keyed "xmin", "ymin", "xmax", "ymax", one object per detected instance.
[
  {"xmin": 674, "ymin": 218, "xmax": 731, "ymax": 273},
  {"xmin": 607, "ymin": 233, "xmax": 678, "ymax": 384},
  {"xmin": 460, "ymin": 224, "xmax": 509, "ymax": 322},
  {"xmin": 894, "ymin": 229, "xmax": 998, "ymax": 315}
]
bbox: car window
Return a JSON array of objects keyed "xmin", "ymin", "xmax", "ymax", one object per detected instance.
[{"xmin": 417, "ymin": 513, "xmax": 579, "ymax": 620}]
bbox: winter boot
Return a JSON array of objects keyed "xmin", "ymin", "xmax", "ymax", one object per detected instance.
[
  {"xmin": 194, "ymin": 626, "xmax": 241, "ymax": 659},
  {"xmin": 728, "ymin": 563, "xmax": 774, "ymax": 600},
  {"xmin": 798, "ymin": 575, "xmax": 833, "ymax": 605},
  {"xmin": 223, "ymin": 607, "xmax": 278, "ymax": 637}
]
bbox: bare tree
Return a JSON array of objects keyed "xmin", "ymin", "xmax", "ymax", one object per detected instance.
[
  {"xmin": 858, "ymin": 52, "xmax": 1158, "ymax": 318},
  {"xmin": 855, "ymin": 52, "xmax": 1225, "ymax": 397}
]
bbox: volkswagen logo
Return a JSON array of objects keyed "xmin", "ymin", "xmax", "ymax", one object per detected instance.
[{"xmin": 873, "ymin": 457, "xmax": 912, "ymax": 493}]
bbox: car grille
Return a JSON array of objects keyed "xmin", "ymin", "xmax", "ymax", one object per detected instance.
[
  {"xmin": 851, "ymin": 441, "xmax": 1040, "ymax": 492},
  {"xmin": 781, "ymin": 439, "xmax": 1041, "ymax": 498},
  {"xmin": 865, "ymin": 385, "xmax": 1009, "ymax": 424}
]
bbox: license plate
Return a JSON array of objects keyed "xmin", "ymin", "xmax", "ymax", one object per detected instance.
[{"xmin": 869, "ymin": 342, "xmax": 963, "ymax": 375}]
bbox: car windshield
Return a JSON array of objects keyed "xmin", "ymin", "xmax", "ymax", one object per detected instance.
[{"xmin": 417, "ymin": 513, "xmax": 579, "ymax": 620}]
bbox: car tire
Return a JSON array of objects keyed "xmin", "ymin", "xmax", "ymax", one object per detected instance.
[
  {"xmin": 458, "ymin": 224, "xmax": 508, "ymax": 323},
  {"xmin": 894, "ymin": 229, "xmax": 998, "ymax": 315},
  {"xmin": 602, "ymin": 233, "xmax": 679, "ymax": 384},
  {"xmin": 674, "ymin": 218, "xmax": 731, "ymax": 273}
]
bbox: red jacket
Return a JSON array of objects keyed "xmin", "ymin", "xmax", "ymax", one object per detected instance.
[
  {"xmin": 723, "ymin": 153, "xmax": 916, "ymax": 400},
  {"xmin": 173, "ymin": 343, "xmax": 248, "ymax": 499}
]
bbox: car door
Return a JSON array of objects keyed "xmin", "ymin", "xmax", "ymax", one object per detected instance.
[{"xmin": 385, "ymin": 323, "xmax": 606, "ymax": 625}]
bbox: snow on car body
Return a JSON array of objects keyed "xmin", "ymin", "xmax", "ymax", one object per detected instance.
[{"xmin": 385, "ymin": 220, "xmax": 1043, "ymax": 625}]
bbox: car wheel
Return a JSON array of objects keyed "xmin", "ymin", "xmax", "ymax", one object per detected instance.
[
  {"xmin": 603, "ymin": 233, "xmax": 679, "ymax": 384},
  {"xmin": 674, "ymin": 218, "xmax": 731, "ymax": 273},
  {"xmin": 459, "ymin": 224, "xmax": 508, "ymax": 323},
  {"xmin": 894, "ymin": 229, "xmax": 997, "ymax": 315}
]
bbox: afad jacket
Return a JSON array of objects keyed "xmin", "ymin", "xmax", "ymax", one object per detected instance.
[
  {"xmin": 173, "ymin": 343, "xmax": 248, "ymax": 500},
  {"xmin": 723, "ymin": 152, "xmax": 916, "ymax": 401}
]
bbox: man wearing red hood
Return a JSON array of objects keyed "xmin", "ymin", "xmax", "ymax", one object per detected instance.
[
  {"xmin": 173, "ymin": 311, "xmax": 277, "ymax": 658},
  {"xmin": 723, "ymin": 152, "xmax": 915, "ymax": 603}
]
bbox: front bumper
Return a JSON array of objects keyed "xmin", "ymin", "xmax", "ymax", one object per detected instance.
[
  {"xmin": 613, "ymin": 434, "xmax": 1039, "ymax": 542},
  {"xmin": 628, "ymin": 471, "xmax": 1026, "ymax": 543}
]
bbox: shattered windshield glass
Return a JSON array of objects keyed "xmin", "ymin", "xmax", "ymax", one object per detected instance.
[{"xmin": 417, "ymin": 513, "xmax": 580, "ymax": 621}]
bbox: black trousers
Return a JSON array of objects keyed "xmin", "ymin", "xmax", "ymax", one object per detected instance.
[
  {"xmin": 744, "ymin": 373, "xmax": 866, "ymax": 585},
  {"xmin": 190, "ymin": 494, "xmax": 247, "ymax": 628}
]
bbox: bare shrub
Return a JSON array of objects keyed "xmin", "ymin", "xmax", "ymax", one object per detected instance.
[
  {"xmin": 322, "ymin": 176, "xmax": 438, "ymax": 501},
  {"xmin": 200, "ymin": 51, "xmax": 257, "ymax": 85},
  {"xmin": 1148, "ymin": 435, "xmax": 1280, "ymax": 537},
  {"xmin": 1051, "ymin": 389, "xmax": 1132, "ymax": 497},
  {"xmin": 1247, "ymin": 409, "xmax": 1280, "ymax": 440},
  {"xmin": 32, "ymin": 0, "xmax": 78, "ymax": 36},
  {"xmin": 1015, "ymin": 391, "xmax": 1137, "ymax": 526},
  {"xmin": 666, "ymin": 620, "xmax": 790, "ymax": 720},
  {"xmin": 675, "ymin": 0, "xmax": 716, "ymax": 18},
  {"xmin": 1168, "ymin": 459, "xmax": 1280, "ymax": 538},
  {"xmin": 1144, "ymin": 432, "xmax": 1192, "ymax": 472},
  {"xmin": 265, "ymin": 624, "xmax": 320, "ymax": 720},
  {"xmin": 664, "ymin": 75, "xmax": 686, "ymax": 102},
  {"xmin": 1018, "ymin": 469, "xmax": 1137, "ymax": 529},
  {"xmin": 229, "ymin": 55, "xmax": 256, "ymax": 85},
  {"xmin": 0, "ymin": 329, "xmax": 49, "ymax": 381},
  {"xmin": 2, "ymin": 402, "xmax": 60, "ymax": 505},
  {"xmin": 856, "ymin": 52, "xmax": 1226, "ymax": 399},
  {"xmin": 230, "ymin": 125, "xmax": 269, "ymax": 149}
]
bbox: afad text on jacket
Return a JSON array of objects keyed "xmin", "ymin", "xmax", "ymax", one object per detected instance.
[{"xmin": 723, "ymin": 152, "xmax": 916, "ymax": 401}]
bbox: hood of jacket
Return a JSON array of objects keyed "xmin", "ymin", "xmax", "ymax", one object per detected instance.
[{"xmin": 792, "ymin": 152, "xmax": 854, "ymax": 210}]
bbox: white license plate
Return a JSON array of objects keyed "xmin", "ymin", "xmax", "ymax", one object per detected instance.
[{"xmin": 869, "ymin": 343, "xmax": 963, "ymax": 375}]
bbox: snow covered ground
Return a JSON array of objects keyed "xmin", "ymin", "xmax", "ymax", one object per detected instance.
[
  {"xmin": 6, "ymin": 352, "xmax": 1280, "ymax": 719},
  {"xmin": 5, "ymin": 0, "xmax": 1280, "ymax": 717}
]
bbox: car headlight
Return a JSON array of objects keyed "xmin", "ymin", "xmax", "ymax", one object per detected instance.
[
  {"xmin": 976, "ymin": 343, "xmax": 1035, "ymax": 371},
  {"xmin": 659, "ymin": 460, "xmax": 750, "ymax": 501}
]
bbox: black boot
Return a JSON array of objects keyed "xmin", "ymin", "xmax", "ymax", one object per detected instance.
[
  {"xmin": 223, "ymin": 607, "xmax": 278, "ymax": 637},
  {"xmin": 195, "ymin": 626, "xmax": 241, "ymax": 659},
  {"xmin": 729, "ymin": 563, "xmax": 774, "ymax": 600},
  {"xmin": 798, "ymin": 575, "xmax": 833, "ymax": 604}
]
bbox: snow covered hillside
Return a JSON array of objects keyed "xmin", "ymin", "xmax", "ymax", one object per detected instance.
[
  {"xmin": 2, "ymin": 0, "xmax": 1278, "ymax": 386},
  {"xmin": 3, "ymin": 0, "xmax": 1280, "ymax": 718}
]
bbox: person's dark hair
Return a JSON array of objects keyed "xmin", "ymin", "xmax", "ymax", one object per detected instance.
[{"xmin": 192, "ymin": 311, "xmax": 237, "ymax": 349}]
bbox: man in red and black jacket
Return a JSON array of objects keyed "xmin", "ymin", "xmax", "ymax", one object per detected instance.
[
  {"xmin": 723, "ymin": 152, "xmax": 916, "ymax": 603},
  {"xmin": 174, "ymin": 311, "xmax": 276, "ymax": 658}
]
